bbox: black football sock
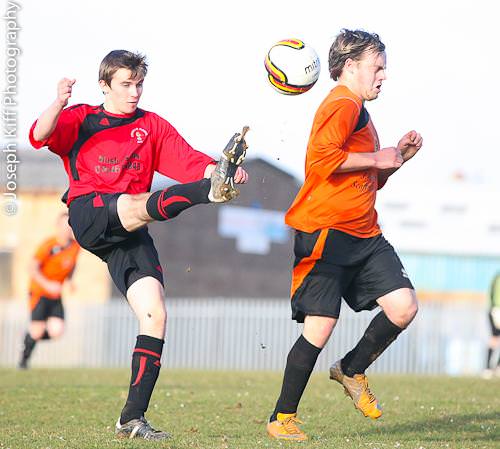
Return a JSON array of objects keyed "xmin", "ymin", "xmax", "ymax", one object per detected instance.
[
  {"xmin": 341, "ymin": 311, "xmax": 403, "ymax": 377},
  {"xmin": 270, "ymin": 335, "xmax": 322, "ymax": 422},
  {"xmin": 146, "ymin": 179, "xmax": 211, "ymax": 221},
  {"xmin": 21, "ymin": 332, "xmax": 37, "ymax": 362},
  {"xmin": 120, "ymin": 335, "xmax": 164, "ymax": 425},
  {"xmin": 487, "ymin": 347, "xmax": 493, "ymax": 369}
]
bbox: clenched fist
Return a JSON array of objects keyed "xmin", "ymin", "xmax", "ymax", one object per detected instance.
[
  {"xmin": 397, "ymin": 130, "xmax": 423, "ymax": 162},
  {"xmin": 56, "ymin": 78, "xmax": 76, "ymax": 107}
]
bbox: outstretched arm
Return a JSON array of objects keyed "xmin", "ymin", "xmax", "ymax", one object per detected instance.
[{"xmin": 33, "ymin": 78, "xmax": 76, "ymax": 142}]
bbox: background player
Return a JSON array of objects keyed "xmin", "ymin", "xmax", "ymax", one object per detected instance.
[
  {"xmin": 19, "ymin": 211, "xmax": 80, "ymax": 369},
  {"xmin": 266, "ymin": 29, "xmax": 423, "ymax": 441},
  {"xmin": 29, "ymin": 50, "xmax": 249, "ymax": 440},
  {"xmin": 484, "ymin": 272, "xmax": 500, "ymax": 378}
]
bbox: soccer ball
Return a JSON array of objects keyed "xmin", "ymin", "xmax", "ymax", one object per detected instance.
[{"xmin": 264, "ymin": 39, "xmax": 321, "ymax": 95}]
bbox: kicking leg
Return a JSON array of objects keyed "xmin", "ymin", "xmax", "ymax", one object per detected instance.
[
  {"xmin": 117, "ymin": 127, "xmax": 249, "ymax": 232},
  {"xmin": 117, "ymin": 179, "xmax": 212, "ymax": 232}
]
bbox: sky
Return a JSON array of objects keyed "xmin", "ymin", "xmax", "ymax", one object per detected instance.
[{"xmin": 3, "ymin": 0, "xmax": 500, "ymax": 188}]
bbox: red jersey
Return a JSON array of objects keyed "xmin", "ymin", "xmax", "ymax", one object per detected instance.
[{"xmin": 29, "ymin": 104, "xmax": 215, "ymax": 205}]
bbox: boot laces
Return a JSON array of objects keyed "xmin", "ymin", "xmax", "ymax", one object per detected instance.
[
  {"xmin": 282, "ymin": 416, "xmax": 303, "ymax": 434},
  {"xmin": 358, "ymin": 375, "xmax": 377, "ymax": 403}
]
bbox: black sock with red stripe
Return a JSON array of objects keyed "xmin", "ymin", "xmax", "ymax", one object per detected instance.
[
  {"xmin": 146, "ymin": 179, "xmax": 211, "ymax": 221},
  {"xmin": 120, "ymin": 335, "xmax": 164, "ymax": 425}
]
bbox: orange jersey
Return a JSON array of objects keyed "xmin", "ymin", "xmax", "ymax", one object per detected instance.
[
  {"xmin": 286, "ymin": 85, "xmax": 381, "ymax": 237},
  {"xmin": 29, "ymin": 237, "xmax": 80, "ymax": 302}
]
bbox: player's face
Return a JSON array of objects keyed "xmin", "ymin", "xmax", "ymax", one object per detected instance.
[
  {"xmin": 352, "ymin": 50, "xmax": 387, "ymax": 101},
  {"xmin": 101, "ymin": 68, "xmax": 143, "ymax": 115}
]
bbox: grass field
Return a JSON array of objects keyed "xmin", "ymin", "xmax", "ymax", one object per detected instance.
[{"xmin": 0, "ymin": 369, "xmax": 498, "ymax": 449}]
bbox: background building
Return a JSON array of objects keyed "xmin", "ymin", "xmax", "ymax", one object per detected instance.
[
  {"xmin": 0, "ymin": 150, "xmax": 300, "ymax": 302},
  {"xmin": 145, "ymin": 158, "xmax": 299, "ymax": 298},
  {"xmin": 0, "ymin": 148, "xmax": 497, "ymax": 374}
]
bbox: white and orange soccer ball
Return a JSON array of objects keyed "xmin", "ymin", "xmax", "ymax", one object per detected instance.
[{"xmin": 264, "ymin": 39, "xmax": 321, "ymax": 95}]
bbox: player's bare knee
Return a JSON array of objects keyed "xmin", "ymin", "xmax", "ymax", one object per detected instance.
[
  {"xmin": 30, "ymin": 329, "xmax": 45, "ymax": 340},
  {"xmin": 392, "ymin": 298, "xmax": 418, "ymax": 328},
  {"xmin": 401, "ymin": 301, "xmax": 418, "ymax": 327},
  {"xmin": 144, "ymin": 308, "xmax": 166, "ymax": 331},
  {"xmin": 303, "ymin": 316, "xmax": 336, "ymax": 347},
  {"xmin": 117, "ymin": 193, "xmax": 151, "ymax": 231},
  {"xmin": 47, "ymin": 321, "xmax": 64, "ymax": 339},
  {"xmin": 48, "ymin": 328, "xmax": 64, "ymax": 339},
  {"xmin": 30, "ymin": 322, "xmax": 46, "ymax": 340},
  {"xmin": 317, "ymin": 321, "xmax": 334, "ymax": 340}
]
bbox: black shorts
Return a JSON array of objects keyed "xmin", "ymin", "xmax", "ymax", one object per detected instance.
[
  {"xmin": 290, "ymin": 228, "xmax": 414, "ymax": 322},
  {"xmin": 68, "ymin": 192, "xmax": 164, "ymax": 297},
  {"xmin": 31, "ymin": 296, "xmax": 64, "ymax": 321},
  {"xmin": 489, "ymin": 309, "xmax": 500, "ymax": 336}
]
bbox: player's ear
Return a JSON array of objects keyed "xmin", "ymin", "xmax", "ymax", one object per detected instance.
[
  {"xmin": 344, "ymin": 58, "xmax": 356, "ymax": 74},
  {"xmin": 99, "ymin": 79, "xmax": 110, "ymax": 95}
]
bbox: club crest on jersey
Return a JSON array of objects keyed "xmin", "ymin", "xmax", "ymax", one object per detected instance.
[{"xmin": 131, "ymin": 127, "xmax": 148, "ymax": 144}]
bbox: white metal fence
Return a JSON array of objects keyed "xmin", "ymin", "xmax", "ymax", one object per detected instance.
[{"xmin": 0, "ymin": 298, "xmax": 489, "ymax": 375}]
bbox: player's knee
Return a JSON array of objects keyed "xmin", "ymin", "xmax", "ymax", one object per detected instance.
[
  {"xmin": 142, "ymin": 307, "xmax": 167, "ymax": 333},
  {"xmin": 30, "ymin": 329, "xmax": 45, "ymax": 340},
  {"xmin": 402, "ymin": 300, "xmax": 418, "ymax": 327},
  {"xmin": 117, "ymin": 193, "xmax": 150, "ymax": 231},
  {"xmin": 382, "ymin": 289, "xmax": 418, "ymax": 328},
  {"xmin": 47, "ymin": 323, "xmax": 64, "ymax": 339},
  {"xmin": 29, "ymin": 323, "xmax": 46, "ymax": 340},
  {"xmin": 303, "ymin": 316, "xmax": 335, "ymax": 347},
  {"xmin": 48, "ymin": 328, "xmax": 64, "ymax": 339},
  {"xmin": 317, "ymin": 321, "xmax": 334, "ymax": 340},
  {"xmin": 396, "ymin": 297, "xmax": 418, "ymax": 328}
]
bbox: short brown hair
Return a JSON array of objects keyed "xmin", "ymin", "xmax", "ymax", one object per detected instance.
[
  {"xmin": 99, "ymin": 50, "xmax": 148, "ymax": 86},
  {"xmin": 328, "ymin": 29, "xmax": 385, "ymax": 81}
]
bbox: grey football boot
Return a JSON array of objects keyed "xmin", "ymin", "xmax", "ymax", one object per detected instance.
[
  {"xmin": 208, "ymin": 126, "xmax": 249, "ymax": 202},
  {"xmin": 115, "ymin": 416, "xmax": 170, "ymax": 440}
]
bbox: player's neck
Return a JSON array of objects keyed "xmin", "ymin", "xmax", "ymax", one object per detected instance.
[
  {"xmin": 337, "ymin": 80, "xmax": 363, "ymax": 102},
  {"xmin": 102, "ymin": 102, "xmax": 137, "ymax": 117}
]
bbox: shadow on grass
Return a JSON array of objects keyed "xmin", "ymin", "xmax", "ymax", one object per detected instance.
[{"xmin": 356, "ymin": 411, "xmax": 499, "ymax": 443}]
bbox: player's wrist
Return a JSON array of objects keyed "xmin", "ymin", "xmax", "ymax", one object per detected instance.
[
  {"xmin": 53, "ymin": 98, "xmax": 67, "ymax": 109},
  {"xmin": 371, "ymin": 153, "xmax": 383, "ymax": 169}
]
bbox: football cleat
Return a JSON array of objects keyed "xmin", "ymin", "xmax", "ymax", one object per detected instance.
[
  {"xmin": 329, "ymin": 360, "xmax": 382, "ymax": 419},
  {"xmin": 208, "ymin": 126, "xmax": 249, "ymax": 203},
  {"xmin": 115, "ymin": 416, "xmax": 170, "ymax": 440},
  {"xmin": 266, "ymin": 412, "xmax": 308, "ymax": 441}
]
